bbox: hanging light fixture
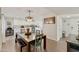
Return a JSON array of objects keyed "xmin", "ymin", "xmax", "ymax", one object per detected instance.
[{"xmin": 25, "ymin": 10, "xmax": 33, "ymax": 21}]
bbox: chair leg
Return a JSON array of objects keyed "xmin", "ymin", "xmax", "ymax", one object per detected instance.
[
  {"xmin": 20, "ymin": 46, "xmax": 22, "ymax": 52},
  {"xmin": 40, "ymin": 46, "xmax": 42, "ymax": 52},
  {"xmin": 40, "ymin": 44, "xmax": 42, "ymax": 52},
  {"xmin": 34, "ymin": 47, "xmax": 37, "ymax": 52},
  {"xmin": 15, "ymin": 39, "xmax": 17, "ymax": 43},
  {"xmin": 34, "ymin": 46, "xmax": 36, "ymax": 52}
]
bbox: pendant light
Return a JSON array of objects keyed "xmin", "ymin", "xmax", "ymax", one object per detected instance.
[{"xmin": 25, "ymin": 10, "xmax": 33, "ymax": 21}]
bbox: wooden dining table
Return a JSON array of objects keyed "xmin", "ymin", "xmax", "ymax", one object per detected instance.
[{"xmin": 16, "ymin": 33, "xmax": 46, "ymax": 52}]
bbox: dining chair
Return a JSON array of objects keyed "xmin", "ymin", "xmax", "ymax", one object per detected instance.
[
  {"xmin": 20, "ymin": 26, "xmax": 25, "ymax": 33},
  {"xmin": 35, "ymin": 34, "xmax": 43, "ymax": 51},
  {"xmin": 15, "ymin": 33, "xmax": 22, "ymax": 43},
  {"xmin": 36, "ymin": 30, "xmax": 40, "ymax": 35},
  {"xmin": 17, "ymin": 38, "xmax": 27, "ymax": 52},
  {"xmin": 30, "ymin": 30, "xmax": 43, "ymax": 52}
]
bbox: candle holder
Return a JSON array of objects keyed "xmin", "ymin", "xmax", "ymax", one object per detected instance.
[{"xmin": 25, "ymin": 28, "xmax": 31, "ymax": 38}]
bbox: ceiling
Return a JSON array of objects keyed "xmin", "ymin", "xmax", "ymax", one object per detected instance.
[
  {"xmin": 2, "ymin": 7, "xmax": 79, "ymax": 17},
  {"xmin": 1, "ymin": 7, "xmax": 55, "ymax": 18},
  {"xmin": 47, "ymin": 7, "xmax": 79, "ymax": 15}
]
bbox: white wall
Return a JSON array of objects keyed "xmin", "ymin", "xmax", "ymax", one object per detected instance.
[
  {"xmin": 57, "ymin": 16, "xmax": 62, "ymax": 41},
  {"xmin": 0, "ymin": 8, "xmax": 2, "ymax": 50},
  {"xmin": 43, "ymin": 24, "xmax": 57, "ymax": 40},
  {"xmin": 2, "ymin": 15, "xmax": 6, "ymax": 43},
  {"xmin": 1, "ymin": 15, "xmax": 14, "ymax": 43}
]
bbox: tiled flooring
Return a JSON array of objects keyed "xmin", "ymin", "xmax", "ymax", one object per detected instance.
[{"xmin": 0, "ymin": 36, "xmax": 67, "ymax": 52}]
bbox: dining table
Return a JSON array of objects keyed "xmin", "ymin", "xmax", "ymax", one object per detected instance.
[{"xmin": 16, "ymin": 33, "xmax": 46, "ymax": 52}]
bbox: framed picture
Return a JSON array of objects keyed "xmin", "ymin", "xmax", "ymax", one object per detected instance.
[
  {"xmin": 44, "ymin": 16, "xmax": 55, "ymax": 24},
  {"xmin": 7, "ymin": 21, "xmax": 11, "ymax": 25}
]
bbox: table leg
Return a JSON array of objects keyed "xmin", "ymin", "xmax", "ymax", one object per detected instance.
[
  {"xmin": 27, "ymin": 42, "xmax": 31, "ymax": 52},
  {"xmin": 67, "ymin": 42, "xmax": 70, "ymax": 52},
  {"xmin": 43, "ymin": 35, "xmax": 46, "ymax": 50}
]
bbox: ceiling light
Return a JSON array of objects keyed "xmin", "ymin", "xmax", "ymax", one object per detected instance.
[{"xmin": 25, "ymin": 10, "xmax": 33, "ymax": 21}]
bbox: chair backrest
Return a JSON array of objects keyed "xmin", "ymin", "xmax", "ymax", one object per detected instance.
[
  {"xmin": 32, "ymin": 27, "xmax": 35, "ymax": 33},
  {"xmin": 36, "ymin": 30, "xmax": 40, "ymax": 35},
  {"xmin": 35, "ymin": 33, "xmax": 43, "ymax": 47},
  {"xmin": 17, "ymin": 38, "xmax": 26, "ymax": 46}
]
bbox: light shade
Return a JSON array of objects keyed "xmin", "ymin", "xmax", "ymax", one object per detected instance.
[
  {"xmin": 25, "ymin": 16, "xmax": 33, "ymax": 21},
  {"xmin": 25, "ymin": 10, "xmax": 33, "ymax": 21}
]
